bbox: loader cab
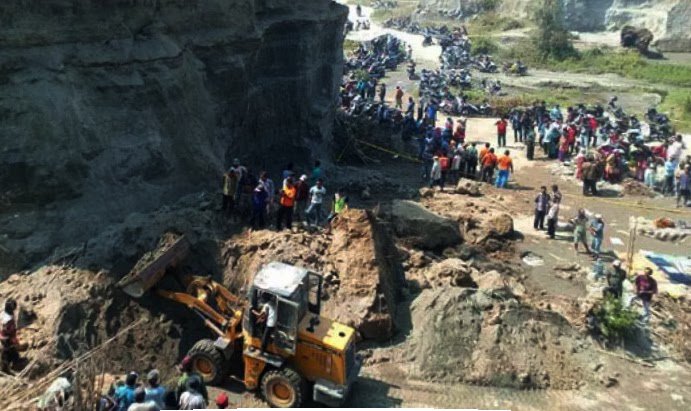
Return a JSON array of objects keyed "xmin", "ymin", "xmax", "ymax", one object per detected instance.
[{"xmin": 244, "ymin": 262, "xmax": 323, "ymax": 354}]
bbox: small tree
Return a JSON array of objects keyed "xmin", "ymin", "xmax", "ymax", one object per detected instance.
[
  {"xmin": 593, "ymin": 296, "xmax": 639, "ymax": 345},
  {"xmin": 532, "ymin": 0, "xmax": 578, "ymax": 61}
]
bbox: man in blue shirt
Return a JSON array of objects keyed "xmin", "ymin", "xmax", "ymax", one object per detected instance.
[
  {"xmin": 589, "ymin": 214, "xmax": 605, "ymax": 256},
  {"xmin": 114, "ymin": 372, "xmax": 138, "ymax": 411}
]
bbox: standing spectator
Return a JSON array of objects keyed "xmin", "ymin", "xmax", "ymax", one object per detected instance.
[
  {"xmin": 221, "ymin": 169, "xmax": 239, "ymax": 220},
  {"xmin": 604, "ymin": 260, "xmax": 626, "ymax": 300},
  {"xmin": 378, "ymin": 83, "xmax": 387, "ymax": 104},
  {"xmin": 546, "ymin": 197, "xmax": 560, "ymax": 239},
  {"xmin": 249, "ymin": 184, "xmax": 268, "ymax": 230},
  {"xmin": 663, "ymin": 158, "xmax": 676, "ymax": 195},
  {"xmin": 495, "ymin": 117, "xmax": 508, "ymax": 147},
  {"xmin": 259, "ymin": 172, "xmax": 276, "ymax": 218},
  {"xmin": 294, "ymin": 175, "xmax": 310, "ymax": 222},
  {"xmin": 588, "ymin": 214, "xmax": 605, "ymax": 257},
  {"xmin": 312, "ymin": 160, "xmax": 322, "ymax": 182},
  {"xmin": 667, "ymin": 134, "xmax": 685, "ymax": 169},
  {"xmin": 395, "ymin": 86, "xmax": 404, "ymax": 109},
  {"xmin": 276, "ymin": 177, "xmax": 296, "ymax": 231},
  {"xmin": 510, "ymin": 110, "xmax": 522, "ymax": 143},
  {"xmin": 439, "ymin": 152, "xmax": 450, "ymax": 189},
  {"xmin": 676, "ymin": 164, "xmax": 690, "ymax": 207},
  {"xmin": 430, "ymin": 156, "xmax": 443, "ymax": 190},
  {"xmin": 495, "ymin": 150, "xmax": 514, "ymax": 188},
  {"xmin": 571, "ymin": 209, "xmax": 591, "ymax": 254},
  {"xmin": 480, "ymin": 148, "xmax": 497, "ymax": 183},
  {"xmin": 176, "ymin": 357, "xmax": 208, "ymax": 404},
  {"xmin": 465, "ymin": 143, "xmax": 478, "ymax": 179},
  {"xmin": 551, "ymin": 184, "xmax": 563, "ymax": 204},
  {"xmin": 633, "ymin": 268, "xmax": 658, "ymax": 322},
  {"xmin": 306, "ymin": 179, "xmax": 327, "ymax": 228},
  {"xmin": 144, "ymin": 369, "xmax": 166, "ymax": 410},
  {"xmin": 114, "ymin": 372, "xmax": 138, "ymax": 411},
  {"xmin": 179, "ymin": 377, "xmax": 207, "ymax": 410},
  {"xmin": 534, "ymin": 186, "xmax": 550, "ymax": 230},
  {"xmin": 406, "ymin": 96, "xmax": 415, "ymax": 116},
  {"xmin": 644, "ymin": 158, "xmax": 657, "ymax": 189}
]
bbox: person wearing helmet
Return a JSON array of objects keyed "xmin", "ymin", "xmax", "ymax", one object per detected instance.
[{"xmin": 1, "ymin": 298, "xmax": 20, "ymax": 373}]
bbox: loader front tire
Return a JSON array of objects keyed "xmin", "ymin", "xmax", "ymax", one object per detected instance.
[
  {"xmin": 261, "ymin": 368, "xmax": 305, "ymax": 408},
  {"xmin": 188, "ymin": 339, "xmax": 226, "ymax": 385}
]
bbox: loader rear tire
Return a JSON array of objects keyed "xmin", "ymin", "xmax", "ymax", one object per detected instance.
[
  {"xmin": 261, "ymin": 368, "xmax": 305, "ymax": 408},
  {"xmin": 188, "ymin": 339, "xmax": 226, "ymax": 385}
]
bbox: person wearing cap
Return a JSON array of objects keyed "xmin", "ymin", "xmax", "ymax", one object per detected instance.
[
  {"xmin": 114, "ymin": 372, "xmax": 138, "ymax": 411},
  {"xmin": 144, "ymin": 369, "xmax": 166, "ymax": 409},
  {"xmin": 604, "ymin": 260, "xmax": 626, "ymax": 299},
  {"xmin": 176, "ymin": 356, "xmax": 208, "ymax": 404},
  {"xmin": 215, "ymin": 392, "xmax": 230, "ymax": 409},
  {"xmin": 588, "ymin": 214, "xmax": 605, "ymax": 256},
  {"xmin": 633, "ymin": 267, "xmax": 658, "ymax": 322}
]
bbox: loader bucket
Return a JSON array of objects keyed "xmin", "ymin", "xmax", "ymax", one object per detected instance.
[{"xmin": 117, "ymin": 233, "xmax": 189, "ymax": 298}]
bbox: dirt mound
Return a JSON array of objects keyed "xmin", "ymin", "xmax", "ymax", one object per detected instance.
[
  {"xmin": 621, "ymin": 178, "xmax": 656, "ymax": 197},
  {"xmin": 0, "ymin": 266, "xmax": 184, "ymax": 408},
  {"xmin": 222, "ymin": 209, "xmax": 404, "ymax": 340},
  {"xmin": 407, "ymin": 286, "xmax": 590, "ymax": 389}
]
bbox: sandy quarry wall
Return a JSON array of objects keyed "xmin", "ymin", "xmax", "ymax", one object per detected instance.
[
  {"xmin": 0, "ymin": 0, "xmax": 347, "ymax": 272},
  {"xmin": 417, "ymin": 0, "xmax": 691, "ymax": 51}
]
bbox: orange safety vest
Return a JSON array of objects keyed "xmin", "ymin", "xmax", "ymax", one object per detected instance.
[{"xmin": 280, "ymin": 186, "xmax": 296, "ymax": 207}]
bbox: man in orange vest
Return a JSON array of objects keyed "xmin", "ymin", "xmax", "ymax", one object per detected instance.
[
  {"xmin": 495, "ymin": 150, "xmax": 514, "ymax": 188},
  {"xmin": 276, "ymin": 177, "xmax": 296, "ymax": 231},
  {"xmin": 481, "ymin": 148, "xmax": 498, "ymax": 183}
]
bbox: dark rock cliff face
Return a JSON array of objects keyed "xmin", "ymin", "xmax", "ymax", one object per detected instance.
[{"xmin": 0, "ymin": 0, "xmax": 347, "ymax": 271}]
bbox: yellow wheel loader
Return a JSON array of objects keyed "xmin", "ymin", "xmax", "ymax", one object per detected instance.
[{"xmin": 117, "ymin": 234, "xmax": 361, "ymax": 408}]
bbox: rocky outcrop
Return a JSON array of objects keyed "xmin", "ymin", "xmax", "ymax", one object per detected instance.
[
  {"xmin": 417, "ymin": 0, "xmax": 691, "ymax": 51},
  {"xmin": 379, "ymin": 200, "xmax": 463, "ymax": 250},
  {"xmin": 0, "ymin": 0, "xmax": 347, "ymax": 271}
]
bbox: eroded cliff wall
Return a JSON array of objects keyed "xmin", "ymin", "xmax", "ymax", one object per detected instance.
[{"xmin": 0, "ymin": 0, "xmax": 347, "ymax": 270}]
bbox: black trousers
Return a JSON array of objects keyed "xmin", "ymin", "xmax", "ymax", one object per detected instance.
[
  {"xmin": 497, "ymin": 132, "xmax": 506, "ymax": 147},
  {"xmin": 481, "ymin": 166, "xmax": 494, "ymax": 183},
  {"xmin": 261, "ymin": 326, "xmax": 275, "ymax": 353},
  {"xmin": 583, "ymin": 179, "xmax": 597, "ymax": 196},
  {"xmin": 276, "ymin": 205, "xmax": 293, "ymax": 231},
  {"xmin": 534, "ymin": 210, "xmax": 546, "ymax": 230},
  {"xmin": 250, "ymin": 208, "xmax": 266, "ymax": 229},
  {"xmin": 526, "ymin": 141, "xmax": 535, "ymax": 160},
  {"xmin": 547, "ymin": 218, "xmax": 556, "ymax": 239}
]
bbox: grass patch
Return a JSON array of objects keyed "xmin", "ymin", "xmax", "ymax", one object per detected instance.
[
  {"xmin": 471, "ymin": 36, "xmax": 500, "ymax": 56},
  {"xmin": 343, "ymin": 39, "xmax": 360, "ymax": 54},
  {"xmin": 659, "ymin": 88, "xmax": 691, "ymax": 132},
  {"xmin": 593, "ymin": 296, "xmax": 639, "ymax": 345}
]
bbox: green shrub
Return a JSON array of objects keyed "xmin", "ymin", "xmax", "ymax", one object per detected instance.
[
  {"xmin": 531, "ymin": 0, "xmax": 578, "ymax": 61},
  {"xmin": 472, "ymin": 36, "xmax": 499, "ymax": 56},
  {"xmin": 481, "ymin": 0, "xmax": 502, "ymax": 11},
  {"xmin": 593, "ymin": 296, "xmax": 639, "ymax": 344}
]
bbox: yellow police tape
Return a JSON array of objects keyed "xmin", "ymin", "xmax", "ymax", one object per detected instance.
[
  {"xmin": 354, "ymin": 139, "xmax": 422, "ymax": 163},
  {"xmin": 595, "ymin": 197, "xmax": 691, "ymax": 215}
]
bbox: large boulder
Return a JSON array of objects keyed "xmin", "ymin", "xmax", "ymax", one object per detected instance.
[
  {"xmin": 455, "ymin": 178, "xmax": 482, "ymax": 196},
  {"xmin": 472, "ymin": 270, "xmax": 525, "ymax": 298},
  {"xmin": 424, "ymin": 258, "xmax": 478, "ymax": 289},
  {"xmin": 381, "ymin": 200, "xmax": 462, "ymax": 249},
  {"xmin": 486, "ymin": 213, "xmax": 514, "ymax": 238}
]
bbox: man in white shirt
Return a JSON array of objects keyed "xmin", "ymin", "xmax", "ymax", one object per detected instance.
[
  {"xmin": 667, "ymin": 134, "xmax": 685, "ymax": 168},
  {"xmin": 306, "ymin": 179, "xmax": 327, "ymax": 228},
  {"xmin": 252, "ymin": 293, "xmax": 277, "ymax": 355}
]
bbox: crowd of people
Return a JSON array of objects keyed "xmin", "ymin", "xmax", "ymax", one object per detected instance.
[{"xmin": 221, "ymin": 159, "xmax": 348, "ymax": 233}]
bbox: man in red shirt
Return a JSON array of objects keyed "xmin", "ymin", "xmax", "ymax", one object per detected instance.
[
  {"xmin": 495, "ymin": 117, "xmax": 508, "ymax": 147},
  {"xmin": 634, "ymin": 267, "xmax": 658, "ymax": 322}
]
